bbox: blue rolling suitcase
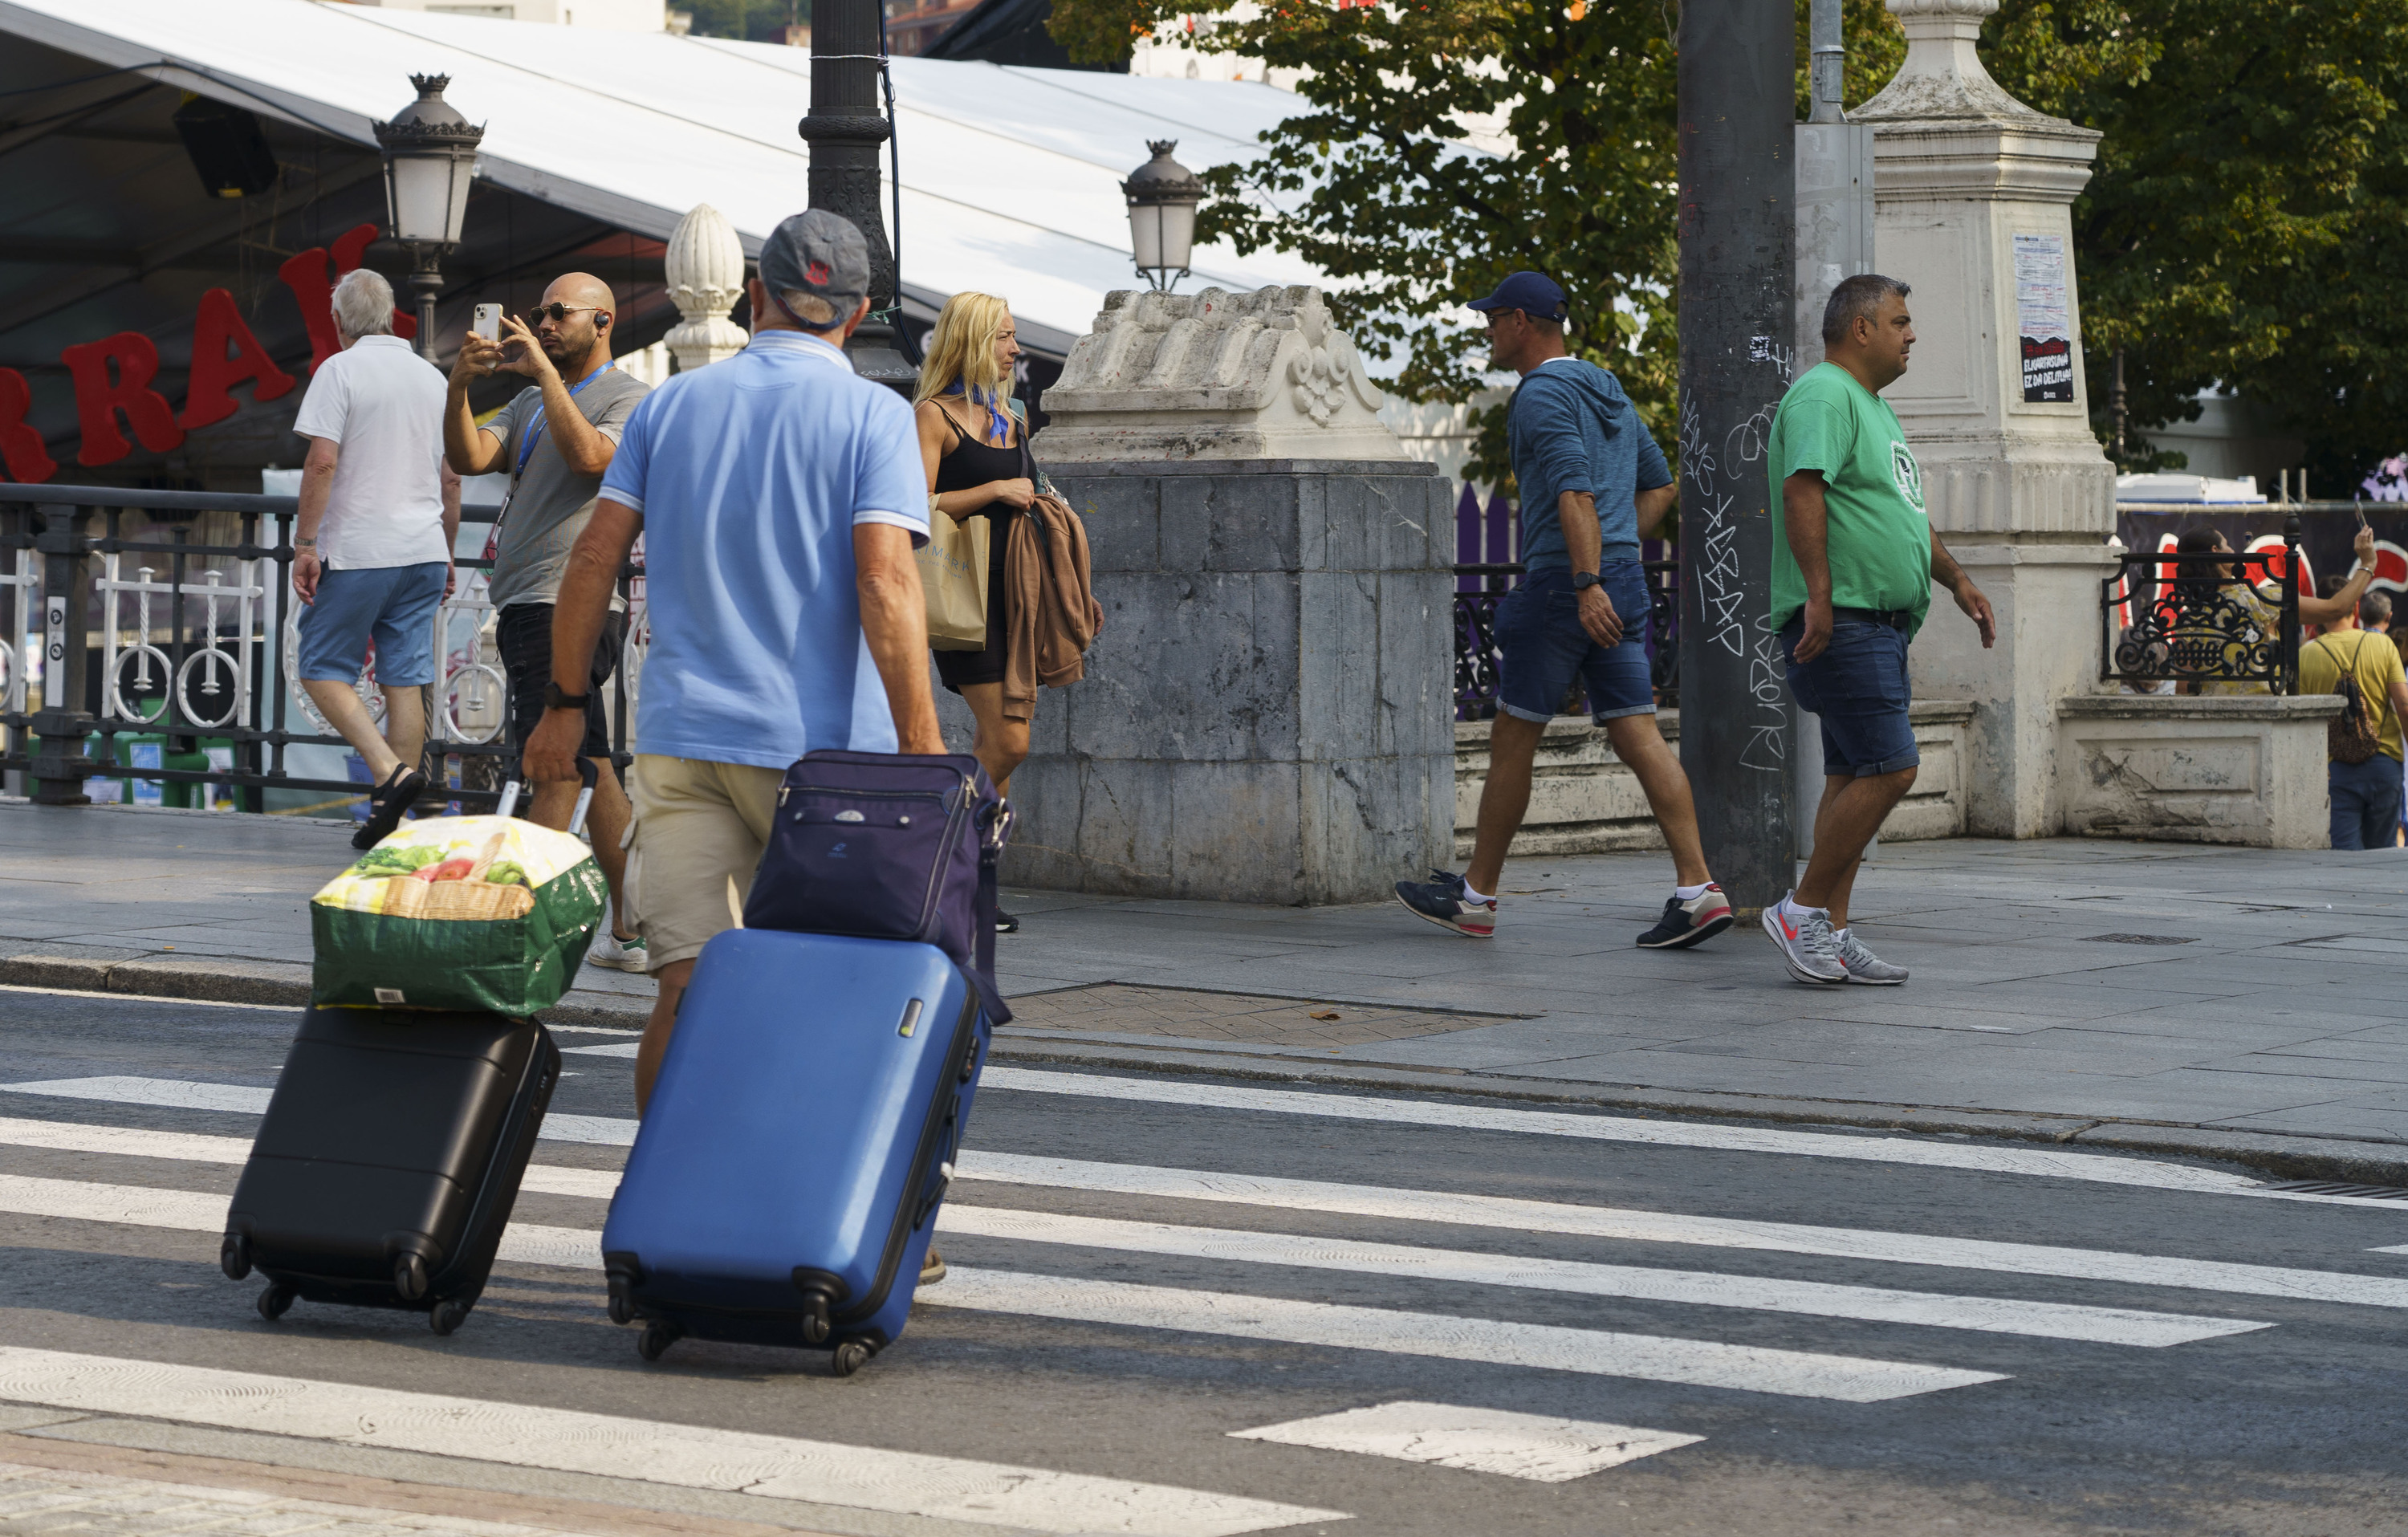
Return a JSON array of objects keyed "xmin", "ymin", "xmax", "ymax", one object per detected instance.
[{"xmin": 600, "ymin": 928, "xmax": 990, "ymax": 1374}]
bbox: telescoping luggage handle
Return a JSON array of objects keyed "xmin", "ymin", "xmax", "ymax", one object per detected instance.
[{"xmin": 494, "ymin": 756, "xmax": 599, "ymax": 839}]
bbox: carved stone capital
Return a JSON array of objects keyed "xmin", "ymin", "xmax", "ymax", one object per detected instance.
[{"xmin": 1038, "ymin": 285, "xmax": 1402, "ymax": 462}]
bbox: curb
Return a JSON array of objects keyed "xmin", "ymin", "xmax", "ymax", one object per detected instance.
[
  {"xmin": 12, "ymin": 953, "xmax": 2406, "ymax": 1189},
  {"xmin": 0, "ymin": 953, "xmax": 656, "ymax": 1031}
]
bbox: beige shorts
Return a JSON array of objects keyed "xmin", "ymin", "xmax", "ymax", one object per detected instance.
[{"xmin": 623, "ymin": 754, "xmax": 787, "ymax": 973}]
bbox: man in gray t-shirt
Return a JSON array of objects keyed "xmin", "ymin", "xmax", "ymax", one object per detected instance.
[{"xmin": 443, "ymin": 272, "xmax": 652, "ymax": 970}]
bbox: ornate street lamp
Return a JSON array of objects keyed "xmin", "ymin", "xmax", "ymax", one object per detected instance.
[
  {"xmin": 1123, "ymin": 140, "xmax": 1202, "ymax": 292},
  {"xmin": 797, "ymin": 0, "xmax": 914, "ymax": 390},
  {"xmin": 373, "ymin": 75, "xmax": 484, "ymax": 361}
]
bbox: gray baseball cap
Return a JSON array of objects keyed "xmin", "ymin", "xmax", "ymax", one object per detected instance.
[{"xmin": 759, "ymin": 209, "xmax": 870, "ymax": 328}]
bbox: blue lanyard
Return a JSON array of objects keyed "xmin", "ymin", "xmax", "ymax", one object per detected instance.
[{"xmin": 515, "ymin": 361, "xmax": 614, "ymax": 481}]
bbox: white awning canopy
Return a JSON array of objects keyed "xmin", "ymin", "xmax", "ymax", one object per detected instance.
[{"xmin": 0, "ymin": 0, "xmax": 1331, "ymax": 352}]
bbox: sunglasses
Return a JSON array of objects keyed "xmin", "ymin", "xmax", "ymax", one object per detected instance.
[{"xmin": 527, "ymin": 303, "xmax": 604, "ymax": 325}]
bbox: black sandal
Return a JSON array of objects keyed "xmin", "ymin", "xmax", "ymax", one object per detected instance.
[{"xmin": 352, "ymin": 765, "xmax": 429, "ymax": 850}]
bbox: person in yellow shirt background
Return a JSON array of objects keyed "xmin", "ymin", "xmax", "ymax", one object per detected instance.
[{"xmin": 2300, "ymin": 591, "xmax": 2408, "ymax": 850}]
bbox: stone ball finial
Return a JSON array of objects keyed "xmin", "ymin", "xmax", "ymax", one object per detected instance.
[{"xmin": 665, "ymin": 203, "xmax": 749, "ymax": 371}]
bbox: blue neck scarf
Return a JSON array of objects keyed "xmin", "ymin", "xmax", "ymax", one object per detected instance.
[{"xmin": 946, "ymin": 383, "xmax": 1011, "ymax": 447}]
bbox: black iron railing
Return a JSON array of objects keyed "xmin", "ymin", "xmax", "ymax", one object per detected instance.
[
  {"xmin": 2101, "ymin": 514, "xmax": 2301, "ymax": 694},
  {"xmin": 0, "ymin": 486, "xmax": 644, "ymax": 811},
  {"xmin": 1452, "ymin": 560, "xmax": 1681, "ymax": 721}
]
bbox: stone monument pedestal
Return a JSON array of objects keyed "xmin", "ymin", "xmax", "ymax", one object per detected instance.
[
  {"xmin": 1854, "ymin": 0, "xmax": 2120, "ymax": 838},
  {"xmin": 1002, "ymin": 457, "xmax": 1454, "ymax": 905}
]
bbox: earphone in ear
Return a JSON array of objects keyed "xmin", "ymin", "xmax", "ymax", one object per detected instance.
[{"xmin": 598, "ymin": 311, "xmax": 612, "ymax": 329}]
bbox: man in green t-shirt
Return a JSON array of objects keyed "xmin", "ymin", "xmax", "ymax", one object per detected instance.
[{"xmin": 1760, "ymin": 274, "xmax": 1995, "ymax": 987}]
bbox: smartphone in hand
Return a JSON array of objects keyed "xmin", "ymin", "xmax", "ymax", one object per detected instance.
[{"xmin": 472, "ymin": 303, "xmax": 502, "ymax": 343}]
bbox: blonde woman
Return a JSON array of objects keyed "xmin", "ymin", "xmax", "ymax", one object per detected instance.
[{"xmin": 916, "ymin": 292, "xmax": 1035, "ymax": 931}]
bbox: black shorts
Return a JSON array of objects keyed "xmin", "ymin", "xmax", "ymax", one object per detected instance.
[{"xmin": 500, "ymin": 603, "xmax": 624, "ymax": 764}]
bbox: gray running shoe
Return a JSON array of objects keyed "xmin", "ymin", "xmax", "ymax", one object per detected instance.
[
  {"xmin": 1835, "ymin": 928, "xmax": 1909, "ymax": 986},
  {"xmin": 1761, "ymin": 891, "xmax": 1847, "ymax": 985}
]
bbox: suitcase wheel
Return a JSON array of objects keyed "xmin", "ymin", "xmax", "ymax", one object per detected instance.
[
  {"xmin": 429, "ymin": 1299, "xmax": 471, "ymax": 1336},
  {"xmin": 829, "ymin": 1339, "xmax": 875, "ymax": 1378},
  {"xmin": 256, "ymin": 1283, "xmax": 295, "ymax": 1323},
  {"xmin": 220, "ymin": 1234, "xmax": 250, "ymax": 1282},
  {"xmin": 607, "ymin": 1288, "xmax": 634, "ymax": 1327},
  {"xmin": 393, "ymin": 1251, "xmax": 429, "ymax": 1303},
  {"xmin": 637, "ymin": 1321, "xmax": 681, "ymax": 1363}
]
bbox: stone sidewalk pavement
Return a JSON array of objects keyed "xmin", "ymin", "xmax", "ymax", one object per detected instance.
[{"xmin": 5, "ymin": 797, "xmax": 2407, "ymax": 1175}]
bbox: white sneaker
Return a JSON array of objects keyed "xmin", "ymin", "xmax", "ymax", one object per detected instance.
[
  {"xmin": 587, "ymin": 929, "xmax": 649, "ymax": 972},
  {"xmin": 1836, "ymin": 928, "xmax": 1909, "ymax": 985},
  {"xmin": 1761, "ymin": 892, "xmax": 1847, "ymax": 985}
]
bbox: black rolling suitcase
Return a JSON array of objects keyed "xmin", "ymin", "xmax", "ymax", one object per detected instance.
[{"xmin": 221, "ymin": 1003, "xmax": 559, "ymax": 1334}]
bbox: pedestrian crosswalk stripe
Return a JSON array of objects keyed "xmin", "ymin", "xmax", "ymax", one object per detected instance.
[
  {"xmin": 0, "ymin": 1125, "xmax": 2286, "ymax": 1344},
  {"xmin": 14, "ymin": 1072, "xmax": 2408, "ymax": 1211},
  {"xmin": 4, "ymin": 1112, "xmax": 2401, "ymax": 1311},
  {"xmin": 0, "ymin": 1347, "xmax": 1344, "ymax": 1537},
  {"xmin": 935, "ymin": 1206, "xmax": 2271, "ymax": 1346},
  {"xmin": 974, "ymin": 1068, "xmax": 2280, "ymax": 1198},
  {"xmin": 0, "ymin": 1174, "xmax": 2000, "ymax": 1401},
  {"xmin": 958, "ymin": 1153, "xmax": 2408, "ymax": 1309},
  {"xmin": 1229, "ymin": 1401, "xmax": 1702, "ymax": 1482},
  {"xmin": 921, "ymin": 1270, "xmax": 2006, "ymax": 1401},
  {"xmin": 4, "ymin": 1077, "xmax": 271, "ymax": 1116}
]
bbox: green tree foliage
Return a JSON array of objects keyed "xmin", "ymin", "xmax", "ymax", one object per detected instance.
[
  {"xmin": 1052, "ymin": 1, "xmax": 2408, "ymax": 489},
  {"xmin": 684, "ymin": 0, "xmax": 807, "ymax": 41},
  {"xmin": 1983, "ymin": 1, "xmax": 2408, "ymax": 483},
  {"xmin": 1047, "ymin": 1, "xmax": 1897, "ymax": 491}
]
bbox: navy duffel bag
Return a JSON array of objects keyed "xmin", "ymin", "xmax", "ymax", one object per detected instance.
[{"xmin": 741, "ymin": 749, "xmax": 1014, "ymax": 1022}]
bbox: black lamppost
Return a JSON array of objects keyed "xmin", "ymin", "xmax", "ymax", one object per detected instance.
[
  {"xmin": 1123, "ymin": 140, "xmax": 1202, "ymax": 292},
  {"xmin": 373, "ymin": 75, "xmax": 483, "ymax": 363},
  {"xmin": 797, "ymin": 0, "xmax": 914, "ymax": 390}
]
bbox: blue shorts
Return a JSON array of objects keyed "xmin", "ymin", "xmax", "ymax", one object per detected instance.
[
  {"xmin": 297, "ymin": 562, "xmax": 447, "ymax": 687},
  {"xmin": 1782, "ymin": 614, "xmax": 1920, "ymax": 777},
  {"xmin": 1494, "ymin": 561, "xmax": 1656, "ymax": 725}
]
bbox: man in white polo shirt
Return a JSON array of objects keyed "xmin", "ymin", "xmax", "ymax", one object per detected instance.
[{"xmin": 290, "ymin": 267, "xmax": 459, "ymax": 849}]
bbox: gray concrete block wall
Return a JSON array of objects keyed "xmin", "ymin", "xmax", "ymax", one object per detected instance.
[{"xmin": 995, "ymin": 459, "xmax": 1454, "ymax": 905}]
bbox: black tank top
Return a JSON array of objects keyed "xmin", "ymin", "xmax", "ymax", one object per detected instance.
[{"xmin": 931, "ymin": 405, "xmax": 1020, "ymax": 494}]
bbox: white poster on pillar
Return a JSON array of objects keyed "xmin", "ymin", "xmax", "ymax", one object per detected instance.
[{"xmin": 2012, "ymin": 233, "xmax": 2075, "ymax": 404}]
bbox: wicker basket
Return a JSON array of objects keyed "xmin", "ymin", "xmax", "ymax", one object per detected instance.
[{"xmin": 376, "ymin": 876, "xmax": 535, "ymax": 922}]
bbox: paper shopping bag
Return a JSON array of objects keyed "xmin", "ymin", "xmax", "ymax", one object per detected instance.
[{"xmin": 918, "ymin": 510, "xmax": 990, "ymax": 650}]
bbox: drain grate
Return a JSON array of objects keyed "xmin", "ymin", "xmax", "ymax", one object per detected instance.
[
  {"xmin": 2085, "ymin": 933, "xmax": 2196, "ymax": 945},
  {"xmin": 2270, "ymin": 1181, "xmax": 2408, "ymax": 1201}
]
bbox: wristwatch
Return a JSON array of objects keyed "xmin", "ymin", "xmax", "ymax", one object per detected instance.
[
  {"xmin": 544, "ymin": 681, "xmax": 590, "ymax": 712},
  {"xmin": 1571, "ymin": 571, "xmax": 1602, "ymax": 592}
]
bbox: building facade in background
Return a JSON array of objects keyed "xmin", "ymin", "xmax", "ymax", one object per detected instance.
[{"xmin": 362, "ymin": 0, "xmax": 670, "ymax": 27}]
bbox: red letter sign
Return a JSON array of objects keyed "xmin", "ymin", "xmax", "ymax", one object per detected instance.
[
  {"xmin": 180, "ymin": 288, "xmax": 298, "ymax": 430},
  {"xmin": 0, "ymin": 369, "xmax": 59, "ymax": 484},
  {"xmin": 60, "ymin": 331, "xmax": 185, "ymax": 467}
]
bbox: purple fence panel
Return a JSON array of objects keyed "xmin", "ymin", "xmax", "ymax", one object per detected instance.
[{"xmin": 1454, "ymin": 483, "xmax": 1483, "ymax": 592}]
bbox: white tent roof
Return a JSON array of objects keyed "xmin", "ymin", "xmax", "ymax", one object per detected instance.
[{"xmin": 0, "ymin": 0, "xmax": 1331, "ymax": 351}]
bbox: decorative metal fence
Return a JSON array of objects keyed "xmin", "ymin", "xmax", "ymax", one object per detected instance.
[
  {"xmin": 2099, "ymin": 514, "xmax": 2301, "ymax": 694},
  {"xmin": 0, "ymin": 486, "xmax": 643, "ymax": 811},
  {"xmin": 1451, "ymin": 560, "xmax": 1681, "ymax": 721}
]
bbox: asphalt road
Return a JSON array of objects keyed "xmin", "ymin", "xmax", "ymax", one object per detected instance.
[{"xmin": 3, "ymin": 986, "xmax": 2407, "ymax": 1536}]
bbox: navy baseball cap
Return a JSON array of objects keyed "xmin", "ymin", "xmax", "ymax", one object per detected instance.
[
  {"xmin": 1466, "ymin": 270, "xmax": 1569, "ymax": 322},
  {"xmin": 759, "ymin": 209, "xmax": 869, "ymax": 328}
]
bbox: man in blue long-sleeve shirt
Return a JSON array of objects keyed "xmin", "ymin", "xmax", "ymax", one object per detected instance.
[{"xmin": 1395, "ymin": 271, "xmax": 1731, "ymax": 950}]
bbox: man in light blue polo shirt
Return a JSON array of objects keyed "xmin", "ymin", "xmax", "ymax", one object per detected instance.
[{"xmin": 526, "ymin": 209, "xmax": 939, "ymax": 1114}]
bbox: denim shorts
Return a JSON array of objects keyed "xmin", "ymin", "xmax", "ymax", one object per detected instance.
[
  {"xmin": 296, "ymin": 562, "xmax": 447, "ymax": 687},
  {"xmin": 1781, "ymin": 615, "xmax": 1920, "ymax": 777},
  {"xmin": 1494, "ymin": 562, "xmax": 1656, "ymax": 724}
]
